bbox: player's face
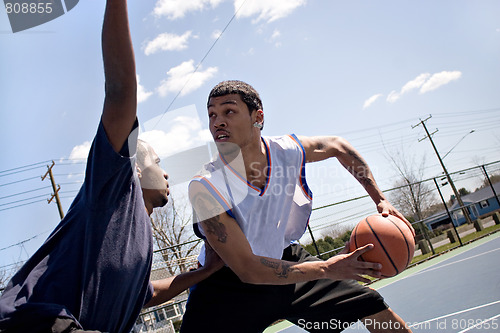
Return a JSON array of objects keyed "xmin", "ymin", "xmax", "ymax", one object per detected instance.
[
  {"xmin": 139, "ymin": 148, "xmax": 169, "ymax": 208},
  {"xmin": 208, "ymin": 94, "xmax": 261, "ymax": 155}
]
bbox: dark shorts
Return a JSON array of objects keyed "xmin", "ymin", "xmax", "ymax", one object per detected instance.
[
  {"xmin": 0, "ymin": 317, "xmax": 102, "ymax": 333},
  {"xmin": 180, "ymin": 244, "xmax": 388, "ymax": 333}
]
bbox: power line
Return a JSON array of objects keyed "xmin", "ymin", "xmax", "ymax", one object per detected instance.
[
  {"xmin": 432, "ymin": 107, "xmax": 500, "ymax": 117},
  {"xmin": 0, "ymin": 198, "xmax": 48, "ymax": 212},
  {"xmin": 151, "ymin": 0, "xmax": 249, "ymax": 129},
  {"xmin": 0, "ymin": 186, "xmax": 52, "ymax": 200},
  {"xmin": 0, "ymin": 160, "xmax": 52, "ymax": 175},
  {"xmin": 0, "ymin": 165, "xmax": 46, "ymax": 178},
  {"xmin": 0, "ymin": 230, "xmax": 50, "ymax": 252},
  {"xmin": 0, "ymin": 193, "xmax": 52, "ymax": 207},
  {"xmin": 0, "ymin": 176, "xmax": 42, "ymax": 187},
  {"xmin": 0, "ymin": 189, "xmax": 79, "ymax": 208}
]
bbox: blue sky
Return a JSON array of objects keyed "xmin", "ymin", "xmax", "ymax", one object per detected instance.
[{"xmin": 1, "ymin": 0, "xmax": 499, "ymax": 273}]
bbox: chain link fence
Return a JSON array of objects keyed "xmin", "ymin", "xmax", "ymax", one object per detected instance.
[{"xmin": 134, "ymin": 161, "xmax": 500, "ymax": 332}]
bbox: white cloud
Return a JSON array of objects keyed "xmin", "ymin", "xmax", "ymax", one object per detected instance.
[
  {"xmin": 268, "ymin": 29, "xmax": 282, "ymax": 47},
  {"xmin": 157, "ymin": 60, "xmax": 218, "ymax": 97},
  {"xmin": 143, "ymin": 31, "xmax": 194, "ymax": 55},
  {"xmin": 153, "ymin": 0, "xmax": 224, "ymax": 20},
  {"xmin": 69, "ymin": 141, "xmax": 91, "ymax": 161},
  {"xmin": 271, "ymin": 29, "xmax": 281, "ymax": 40},
  {"xmin": 363, "ymin": 93, "xmax": 383, "ymax": 109},
  {"xmin": 386, "ymin": 71, "xmax": 461, "ymax": 103},
  {"xmin": 139, "ymin": 115, "xmax": 212, "ymax": 158},
  {"xmin": 386, "ymin": 90, "xmax": 400, "ymax": 103},
  {"xmin": 235, "ymin": 0, "xmax": 307, "ymax": 23},
  {"xmin": 137, "ymin": 75, "xmax": 153, "ymax": 103},
  {"xmin": 401, "ymin": 73, "xmax": 431, "ymax": 94},
  {"xmin": 211, "ymin": 29, "xmax": 222, "ymax": 39},
  {"xmin": 242, "ymin": 47, "xmax": 255, "ymax": 56},
  {"xmin": 419, "ymin": 71, "xmax": 462, "ymax": 94}
]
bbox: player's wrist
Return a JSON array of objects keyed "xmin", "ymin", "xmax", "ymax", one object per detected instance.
[{"xmin": 315, "ymin": 261, "xmax": 329, "ymax": 279}]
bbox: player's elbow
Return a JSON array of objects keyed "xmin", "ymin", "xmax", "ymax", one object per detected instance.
[
  {"xmin": 235, "ymin": 269, "xmax": 261, "ymax": 284},
  {"xmin": 231, "ymin": 262, "xmax": 267, "ymax": 284}
]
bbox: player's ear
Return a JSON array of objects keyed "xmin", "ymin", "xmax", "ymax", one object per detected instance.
[
  {"xmin": 136, "ymin": 164, "xmax": 142, "ymax": 179},
  {"xmin": 252, "ymin": 109, "xmax": 264, "ymax": 130},
  {"xmin": 254, "ymin": 109, "xmax": 264, "ymax": 123}
]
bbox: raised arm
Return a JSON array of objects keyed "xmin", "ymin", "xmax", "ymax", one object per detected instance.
[
  {"xmin": 101, "ymin": 0, "xmax": 137, "ymax": 153},
  {"xmin": 298, "ymin": 135, "xmax": 415, "ymax": 234},
  {"xmin": 189, "ymin": 181, "xmax": 382, "ymax": 285}
]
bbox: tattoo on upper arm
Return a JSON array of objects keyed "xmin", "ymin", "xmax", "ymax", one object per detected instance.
[
  {"xmin": 260, "ymin": 258, "xmax": 304, "ymax": 279},
  {"xmin": 192, "ymin": 191, "xmax": 228, "ymax": 243},
  {"xmin": 315, "ymin": 141, "xmax": 326, "ymax": 151},
  {"xmin": 203, "ymin": 216, "xmax": 227, "ymax": 243}
]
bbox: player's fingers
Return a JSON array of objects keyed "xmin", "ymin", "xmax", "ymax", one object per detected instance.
[
  {"xmin": 351, "ymin": 243, "xmax": 374, "ymax": 257},
  {"xmin": 406, "ymin": 222, "xmax": 416, "ymax": 237},
  {"xmin": 357, "ymin": 260, "xmax": 382, "ymax": 272},
  {"xmin": 396, "ymin": 213, "xmax": 416, "ymax": 237},
  {"xmin": 339, "ymin": 241, "xmax": 350, "ymax": 254}
]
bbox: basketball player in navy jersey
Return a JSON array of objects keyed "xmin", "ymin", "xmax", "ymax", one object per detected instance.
[
  {"xmin": 0, "ymin": 1, "xmax": 222, "ymax": 332},
  {"xmin": 182, "ymin": 80, "xmax": 415, "ymax": 333}
]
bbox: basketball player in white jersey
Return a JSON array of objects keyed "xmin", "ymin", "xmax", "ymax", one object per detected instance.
[{"xmin": 182, "ymin": 80, "xmax": 415, "ymax": 333}]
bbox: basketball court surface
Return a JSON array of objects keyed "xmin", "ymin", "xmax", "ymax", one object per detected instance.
[{"xmin": 265, "ymin": 232, "xmax": 500, "ymax": 333}]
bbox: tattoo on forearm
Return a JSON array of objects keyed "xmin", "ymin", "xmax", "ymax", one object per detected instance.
[
  {"xmin": 260, "ymin": 258, "xmax": 304, "ymax": 279},
  {"xmin": 347, "ymin": 150, "xmax": 365, "ymax": 166},
  {"xmin": 346, "ymin": 151, "xmax": 375, "ymax": 188},
  {"xmin": 358, "ymin": 176, "xmax": 375, "ymax": 188}
]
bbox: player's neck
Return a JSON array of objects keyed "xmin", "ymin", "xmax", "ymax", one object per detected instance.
[{"xmin": 242, "ymin": 139, "xmax": 268, "ymax": 189}]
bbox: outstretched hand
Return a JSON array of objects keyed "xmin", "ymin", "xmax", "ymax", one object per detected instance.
[
  {"xmin": 376, "ymin": 200, "xmax": 416, "ymax": 237},
  {"xmin": 324, "ymin": 242, "xmax": 381, "ymax": 283}
]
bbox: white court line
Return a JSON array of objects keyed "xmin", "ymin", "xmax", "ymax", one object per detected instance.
[
  {"xmin": 458, "ymin": 313, "xmax": 500, "ymax": 333},
  {"xmin": 379, "ymin": 247, "xmax": 500, "ymax": 290},
  {"xmin": 409, "ymin": 247, "xmax": 500, "ymax": 277},
  {"xmin": 408, "ymin": 300, "xmax": 500, "ymax": 328}
]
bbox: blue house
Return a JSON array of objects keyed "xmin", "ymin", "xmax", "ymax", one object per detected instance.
[{"xmin": 423, "ymin": 182, "xmax": 500, "ymax": 230}]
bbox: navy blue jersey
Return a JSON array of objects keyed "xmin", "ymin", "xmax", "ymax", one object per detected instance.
[{"xmin": 0, "ymin": 121, "xmax": 153, "ymax": 333}]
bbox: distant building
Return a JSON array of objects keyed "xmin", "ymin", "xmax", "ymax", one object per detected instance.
[{"xmin": 423, "ymin": 182, "xmax": 500, "ymax": 230}]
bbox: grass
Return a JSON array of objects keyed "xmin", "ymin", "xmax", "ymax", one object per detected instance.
[{"xmin": 410, "ymin": 223, "xmax": 500, "ymax": 264}]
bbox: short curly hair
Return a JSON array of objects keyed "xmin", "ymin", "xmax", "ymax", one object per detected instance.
[{"xmin": 207, "ymin": 80, "xmax": 263, "ymax": 113}]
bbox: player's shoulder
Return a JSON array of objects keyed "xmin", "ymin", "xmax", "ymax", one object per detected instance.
[{"xmin": 264, "ymin": 134, "xmax": 304, "ymax": 151}]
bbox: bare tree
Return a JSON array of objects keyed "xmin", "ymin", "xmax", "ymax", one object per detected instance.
[
  {"xmin": 0, "ymin": 268, "xmax": 8, "ymax": 291},
  {"xmin": 0, "ymin": 262, "xmax": 24, "ymax": 291},
  {"xmin": 385, "ymin": 151, "xmax": 436, "ymax": 221},
  {"xmin": 150, "ymin": 193, "xmax": 201, "ymax": 276}
]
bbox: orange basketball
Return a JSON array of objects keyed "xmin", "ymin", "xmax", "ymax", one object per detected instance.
[{"xmin": 349, "ymin": 214, "xmax": 415, "ymax": 278}]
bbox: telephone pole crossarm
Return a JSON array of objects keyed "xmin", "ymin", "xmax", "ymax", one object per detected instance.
[
  {"xmin": 413, "ymin": 117, "xmax": 473, "ymax": 225},
  {"xmin": 42, "ymin": 161, "xmax": 65, "ymax": 220}
]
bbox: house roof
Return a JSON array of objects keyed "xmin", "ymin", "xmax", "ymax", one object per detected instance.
[
  {"xmin": 449, "ymin": 181, "xmax": 500, "ymax": 210},
  {"xmin": 422, "ymin": 181, "xmax": 500, "ymax": 225}
]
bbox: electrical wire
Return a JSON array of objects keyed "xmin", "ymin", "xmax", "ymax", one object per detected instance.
[{"xmin": 150, "ymin": 0, "xmax": 249, "ymax": 130}]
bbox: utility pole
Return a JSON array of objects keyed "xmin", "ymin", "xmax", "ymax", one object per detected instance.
[
  {"xmin": 42, "ymin": 161, "xmax": 65, "ymax": 220},
  {"xmin": 433, "ymin": 178, "xmax": 463, "ymax": 246},
  {"xmin": 413, "ymin": 115, "xmax": 473, "ymax": 225},
  {"xmin": 481, "ymin": 165, "xmax": 500, "ymax": 207}
]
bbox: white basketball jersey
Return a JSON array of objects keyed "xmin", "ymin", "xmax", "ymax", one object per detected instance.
[{"xmin": 191, "ymin": 134, "xmax": 313, "ymax": 264}]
